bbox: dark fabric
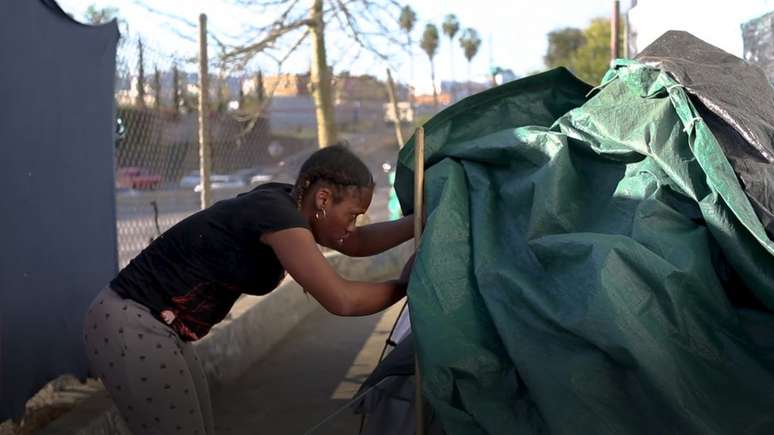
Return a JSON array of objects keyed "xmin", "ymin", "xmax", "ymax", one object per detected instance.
[
  {"xmin": 111, "ymin": 182, "xmax": 309, "ymax": 341},
  {"xmin": 360, "ymin": 334, "xmax": 415, "ymax": 392},
  {"xmin": 636, "ymin": 30, "xmax": 774, "ymax": 237},
  {"xmin": 0, "ymin": 0, "xmax": 118, "ymax": 421}
]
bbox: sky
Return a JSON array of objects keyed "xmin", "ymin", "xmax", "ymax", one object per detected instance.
[{"xmin": 55, "ymin": 0, "xmax": 774, "ymax": 94}]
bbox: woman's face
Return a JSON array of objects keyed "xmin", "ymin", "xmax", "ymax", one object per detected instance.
[{"xmin": 313, "ymin": 185, "xmax": 373, "ymax": 248}]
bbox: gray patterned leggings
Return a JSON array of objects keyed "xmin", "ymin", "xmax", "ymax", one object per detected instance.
[{"xmin": 83, "ymin": 287, "xmax": 215, "ymax": 435}]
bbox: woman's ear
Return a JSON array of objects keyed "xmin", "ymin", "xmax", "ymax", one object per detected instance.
[{"xmin": 314, "ymin": 186, "xmax": 332, "ymax": 209}]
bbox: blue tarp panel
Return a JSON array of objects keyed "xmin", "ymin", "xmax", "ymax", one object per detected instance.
[{"xmin": 0, "ymin": 0, "xmax": 118, "ymax": 420}]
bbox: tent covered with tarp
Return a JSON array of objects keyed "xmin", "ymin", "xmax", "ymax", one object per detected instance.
[{"xmin": 356, "ymin": 31, "xmax": 774, "ymax": 434}]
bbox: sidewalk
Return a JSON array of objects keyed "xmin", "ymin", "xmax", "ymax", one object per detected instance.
[{"xmin": 212, "ymin": 300, "xmax": 404, "ymax": 435}]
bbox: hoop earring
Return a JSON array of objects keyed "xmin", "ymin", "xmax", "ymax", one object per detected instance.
[{"xmin": 314, "ymin": 208, "xmax": 327, "ymax": 221}]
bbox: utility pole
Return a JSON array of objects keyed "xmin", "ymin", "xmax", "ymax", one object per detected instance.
[
  {"xmin": 611, "ymin": 0, "xmax": 620, "ymax": 64},
  {"xmin": 198, "ymin": 13, "xmax": 212, "ymax": 209}
]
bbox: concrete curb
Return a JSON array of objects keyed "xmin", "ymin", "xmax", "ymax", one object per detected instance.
[{"xmin": 37, "ymin": 243, "xmax": 412, "ymax": 435}]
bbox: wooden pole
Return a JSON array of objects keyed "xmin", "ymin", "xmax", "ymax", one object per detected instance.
[
  {"xmin": 385, "ymin": 68, "xmax": 405, "ymax": 148},
  {"xmin": 611, "ymin": 0, "xmax": 620, "ymax": 64},
  {"xmin": 198, "ymin": 13, "xmax": 211, "ymax": 209},
  {"xmin": 413, "ymin": 127, "xmax": 425, "ymax": 435}
]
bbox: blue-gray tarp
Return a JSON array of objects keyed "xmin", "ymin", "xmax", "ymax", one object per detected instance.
[{"xmin": 0, "ymin": 0, "xmax": 118, "ymax": 420}]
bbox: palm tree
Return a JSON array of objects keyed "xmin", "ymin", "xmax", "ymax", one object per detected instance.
[
  {"xmin": 442, "ymin": 14, "xmax": 460, "ymax": 98},
  {"xmin": 399, "ymin": 5, "xmax": 417, "ymax": 107},
  {"xmin": 459, "ymin": 28, "xmax": 482, "ymax": 96},
  {"xmin": 420, "ymin": 23, "xmax": 440, "ymax": 109}
]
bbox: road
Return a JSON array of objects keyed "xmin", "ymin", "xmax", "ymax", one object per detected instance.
[
  {"xmin": 116, "ymin": 185, "xmax": 396, "ymax": 267},
  {"xmin": 115, "ymin": 136, "xmax": 404, "ymax": 267}
]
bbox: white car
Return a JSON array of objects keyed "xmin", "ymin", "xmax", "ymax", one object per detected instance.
[
  {"xmin": 179, "ymin": 171, "xmax": 201, "ymax": 189},
  {"xmin": 192, "ymin": 174, "xmax": 247, "ymax": 192}
]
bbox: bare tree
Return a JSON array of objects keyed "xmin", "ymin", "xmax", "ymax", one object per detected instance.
[
  {"xmin": 459, "ymin": 28, "xmax": 481, "ymax": 96},
  {"xmin": 221, "ymin": 0, "xmax": 405, "ymax": 148},
  {"xmin": 442, "ymin": 14, "xmax": 459, "ymax": 97},
  {"xmin": 84, "ymin": 4, "xmax": 118, "ymax": 24},
  {"xmin": 308, "ymin": 0, "xmax": 335, "ymax": 147},
  {"xmin": 420, "ymin": 23, "xmax": 439, "ymax": 109}
]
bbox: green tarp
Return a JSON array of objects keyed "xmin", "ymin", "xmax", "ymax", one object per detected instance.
[{"xmin": 395, "ymin": 35, "xmax": 774, "ymax": 434}]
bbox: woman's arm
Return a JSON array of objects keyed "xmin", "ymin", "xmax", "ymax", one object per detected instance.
[
  {"xmin": 261, "ymin": 227, "xmax": 407, "ymax": 316},
  {"xmin": 337, "ymin": 215, "xmax": 414, "ymax": 257}
]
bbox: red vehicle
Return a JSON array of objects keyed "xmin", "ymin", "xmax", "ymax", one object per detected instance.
[{"xmin": 116, "ymin": 166, "xmax": 162, "ymax": 190}]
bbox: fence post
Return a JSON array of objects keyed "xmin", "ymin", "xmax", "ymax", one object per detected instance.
[{"xmin": 198, "ymin": 13, "xmax": 212, "ymax": 209}]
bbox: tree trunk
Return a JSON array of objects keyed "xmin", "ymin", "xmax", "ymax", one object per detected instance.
[
  {"xmin": 430, "ymin": 60, "xmax": 437, "ymax": 110},
  {"xmin": 172, "ymin": 64, "xmax": 180, "ymax": 118},
  {"xmin": 449, "ymin": 41, "xmax": 455, "ymax": 102},
  {"xmin": 467, "ymin": 61, "xmax": 471, "ymax": 96},
  {"xmin": 136, "ymin": 38, "xmax": 146, "ymax": 108},
  {"xmin": 309, "ymin": 0, "xmax": 337, "ymax": 148},
  {"xmin": 153, "ymin": 67, "xmax": 161, "ymax": 110},
  {"xmin": 408, "ymin": 35, "xmax": 415, "ymax": 117},
  {"xmin": 385, "ymin": 68, "xmax": 404, "ymax": 148}
]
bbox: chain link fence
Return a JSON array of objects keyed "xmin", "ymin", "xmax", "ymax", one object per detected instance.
[
  {"xmin": 114, "ymin": 27, "xmax": 409, "ymax": 268},
  {"xmin": 115, "ymin": 31, "xmax": 306, "ymax": 267}
]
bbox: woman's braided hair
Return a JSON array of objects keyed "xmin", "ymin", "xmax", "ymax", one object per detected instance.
[{"xmin": 292, "ymin": 142, "xmax": 374, "ymax": 207}]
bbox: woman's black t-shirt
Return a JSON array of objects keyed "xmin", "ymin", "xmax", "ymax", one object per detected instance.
[{"xmin": 110, "ymin": 182, "xmax": 309, "ymax": 341}]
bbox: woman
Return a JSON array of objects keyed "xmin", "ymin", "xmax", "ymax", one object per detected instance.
[{"xmin": 83, "ymin": 144, "xmax": 416, "ymax": 435}]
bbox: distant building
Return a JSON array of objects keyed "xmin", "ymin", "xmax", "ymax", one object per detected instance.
[
  {"xmin": 414, "ymin": 92, "xmax": 453, "ymax": 106},
  {"xmin": 116, "ymin": 70, "xmax": 240, "ymax": 109},
  {"xmin": 333, "ymin": 74, "xmax": 395, "ymax": 103},
  {"xmin": 242, "ymin": 72, "xmax": 410, "ymax": 102},
  {"xmin": 441, "ymin": 80, "xmax": 489, "ymax": 101},
  {"xmin": 742, "ymin": 11, "xmax": 774, "ymax": 83},
  {"xmin": 249, "ymin": 73, "xmax": 311, "ymax": 97},
  {"xmin": 383, "ymin": 101, "xmax": 414, "ymax": 124},
  {"xmin": 115, "ymin": 76, "xmax": 155, "ymax": 107}
]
